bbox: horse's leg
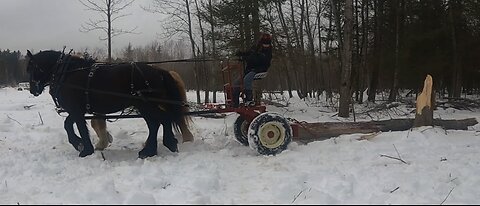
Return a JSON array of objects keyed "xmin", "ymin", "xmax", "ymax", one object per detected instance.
[
  {"xmin": 91, "ymin": 118, "xmax": 113, "ymax": 150},
  {"xmin": 71, "ymin": 115, "xmax": 95, "ymax": 157},
  {"xmin": 161, "ymin": 120, "xmax": 179, "ymax": 152},
  {"xmin": 64, "ymin": 115, "xmax": 83, "ymax": 151},
  {"xmin": 138, "ymin": 117, "xmax": 160, "ymax": 159}
]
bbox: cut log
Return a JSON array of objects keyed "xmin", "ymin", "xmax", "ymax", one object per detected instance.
[{"xmin": 293, "ymin": 118, "xmax": 478, "ymax": 143}]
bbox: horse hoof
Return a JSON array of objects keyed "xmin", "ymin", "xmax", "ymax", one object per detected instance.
[
  {"xmin": 138, "ymin": 149, "xmax": 157, "ymax": 159},
  {"xmin": 95, "ymin": 141, "xmax": 109, "ymax": 150},
  {"xmin": 79, "ymin": 149, "xmax": 94, "ymax": 157},
  {"xmin": 164, "ymin": 144, "xmax": 178, "ymax": 153},
  {"xmin": 138, "ymin": 152, "xmax": 157, "ymax": 159}
]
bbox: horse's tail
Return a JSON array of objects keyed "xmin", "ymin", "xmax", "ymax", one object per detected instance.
[
  {"xmin": 169, "ymin": 70, "xmax": 192, "ymax": 125},
  {"xmin": 165, "ymin": 70, "xmax": 194, "ymax": 142}
]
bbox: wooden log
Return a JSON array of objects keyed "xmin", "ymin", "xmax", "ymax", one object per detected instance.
[{"xmin": 294, "ymin": 118, "xmax": 478, "ymax": 143}]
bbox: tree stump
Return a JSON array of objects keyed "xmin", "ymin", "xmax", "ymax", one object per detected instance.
[{"xmin": 413, "ymin": 75, "xmax": 434, "ymax": 127}]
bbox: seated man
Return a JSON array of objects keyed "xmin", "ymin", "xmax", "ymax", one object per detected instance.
[{"xmin": 233, "ymin": 33, "xmax": 273, "ymax": 107}]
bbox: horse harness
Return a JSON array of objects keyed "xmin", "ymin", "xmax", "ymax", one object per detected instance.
[{"xmin": 48, "ymin": 53, "xmax": 186, "ymax": 115}]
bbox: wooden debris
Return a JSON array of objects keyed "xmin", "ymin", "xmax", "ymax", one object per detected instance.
[{"xmin": 356, "ymin": 131, "xmax": 383, "ymax": 141}]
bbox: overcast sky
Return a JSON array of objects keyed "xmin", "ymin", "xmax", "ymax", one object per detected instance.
[{"xmin": 0, "ymin": 0, "xmax": 163, "ymax": 55}]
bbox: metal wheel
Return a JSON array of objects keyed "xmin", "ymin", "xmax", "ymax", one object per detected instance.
[
  {"xmin": 233, "ymin": 116, "xmax": 250, "ymax": 146},
  {"xmin": 247, "ymin": 112, "xmax": 292, "ymax": 155}
]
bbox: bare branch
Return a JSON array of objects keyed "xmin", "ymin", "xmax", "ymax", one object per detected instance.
[
  {"xmin": 79, "ymin": 0, "xmax": 105, "ymax": 12},
  {"xmin": 6, "ymin": 115, "xmax": 21, "ymax": 126},
  {"xmin": 393, "ymin": 144, "xmax": 403, "ymax": 161},
  {"xmin": 440, "ymin": 187, "xmax": 454, "ymax": 205},
  {"xmin": 101, "ymin": 151, "xmax": 106, "ymax": 161},
  {"xmin": 379, "ymin": 154, "xmax": 409, "ymax": 165},
  {"xmin": 111, "ymin": 0, "xmax": 135, "ymax": 14},
  {"xmin": 389, "ymin": 186, "xmax": 399, "ymax": 193},
  {"xmin": 38, "ymin": 112, "xmax": 44, "ymax": 125}
]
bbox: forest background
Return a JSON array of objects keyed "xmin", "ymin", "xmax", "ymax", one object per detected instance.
[{"xmin": 1, "ymin": 0, "xmax": 479, "ymax": 118}]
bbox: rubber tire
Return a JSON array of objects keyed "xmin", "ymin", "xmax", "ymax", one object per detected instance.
[
  {"xmin": 233, "ymin": 116, "xmax": 250, "ymax": 146},
  {"xmin": 247, "ymin": 112, "xmax": 292, "ymax": 155}
]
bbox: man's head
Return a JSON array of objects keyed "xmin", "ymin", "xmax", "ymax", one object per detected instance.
[{"xmin": 260, "ymin": 33, "xmax": 272, "ymax": 45}]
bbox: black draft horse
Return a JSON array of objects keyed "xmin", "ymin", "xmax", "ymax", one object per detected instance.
[{"xmin": 26, "ymin": 50, "xmax": 192, "ymax": 158}]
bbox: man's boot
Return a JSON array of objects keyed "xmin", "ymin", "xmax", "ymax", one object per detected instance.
[
  {"xmin": 244, "ymin": 89, "xmax": 254, "ymax": 107},
  {"xmin": 232, "ymin": 87, "xmax": 241, "ymax": 108}
]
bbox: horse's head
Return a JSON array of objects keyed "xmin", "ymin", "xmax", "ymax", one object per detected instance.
[{"xmin": 26, "ymin": 50, "xmax": 61, "ymax": 96}]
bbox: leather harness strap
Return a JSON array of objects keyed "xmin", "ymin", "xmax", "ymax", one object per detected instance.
[{"xmin": 85, "ymin": 64, "xmax": 99, "ymax": 113}]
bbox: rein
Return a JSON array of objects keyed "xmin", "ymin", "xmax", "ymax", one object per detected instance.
[
  {"xmin": 95, "ymin": 58, "xmax": 218, "ymax": 65},
  {"xmin": 61, "ymin": 83, "xmax": 189, "ymax": 107}
]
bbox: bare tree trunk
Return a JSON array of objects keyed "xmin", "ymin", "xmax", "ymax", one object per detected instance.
[
  {"xmin": 276, "ymin": 1, "xmax": 295, "ymax": 98},
  {"xmin": 448, "ymin": 0, "xmax": 462, "ymax": 98},
  {"xmin": 251, "ymin": 0, "xmax": 260, "ymax": 37},
  {"xmin": 388, "ymin": 0, "xmax": 402, "ymax": 102},
  {"xmin": 353, "ymin": 0, "xmax": 361, "ymax": 103},
  {"xmin": 324, "ymin": 4, "xmax": 334, "ymax": 101},
  {"xmin": 194, "ymin": 0, "xmax": 210, "ymax": 103},
  {"xmin": 208, "ymin": 0, "xmax": 217, "ymax": 103},
  {"xmin": 303, "ymin": 0, "xmax": 319, "ymax": 97},
  {"xmin": 107, "ymin": 0, "xmax": 112, "ymax": 63},
  {"xmin": 339, "ymin": 0, "xmax": 354, "ymax": 118},
  {"xmin": 358, "ymin": 0, "xmax": 369, "ymax": 104},
  {"xmin": 264, "ymin": 2, "xmax": 293, "ymax": 98},
  {"xmin": 298, "ymin": 0, "xmax": 309, "ymax": 98},
  {"xmin": 331, "ymin": 0, "xmax": 343, "ymax": 56},
  {"xmin": 185, "ymin": 0, "xmax": 200, "ymax": 103},
  {"xmin": 367, "ymin": 0, "xmax": 383, "ymax": 103},
  {"xmin": 331, "ymin": 0, "xmax": 343, "ymax": 102},
  {"xmin": 288, "ymin": 0, "xmax": 305, "ymax": 99},
  {"xmin": 315, "ymin": 0, "xmax": 324, "ymax": 99}
]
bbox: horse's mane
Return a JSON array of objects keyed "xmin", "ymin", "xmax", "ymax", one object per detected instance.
[{"xmin": 39, "ymin": 50, "xmax": 96, "ymax": 64}]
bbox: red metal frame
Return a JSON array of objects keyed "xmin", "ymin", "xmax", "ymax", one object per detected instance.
[
  {"xmin": 219, "ymin": 60, "xmax": 300, "ymax": 138},
  {"xmin": 218, "ymin": 60, "xmax": 267, "ymax": 122}
]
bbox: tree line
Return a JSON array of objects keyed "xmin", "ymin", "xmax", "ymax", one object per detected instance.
[
  {"xmin": 0, "ymin": 50, "xmax": 27, "ymax": 86},
  {"xmin": 2, "ymin": 0, "xmax": 480, "ymax": 118}
]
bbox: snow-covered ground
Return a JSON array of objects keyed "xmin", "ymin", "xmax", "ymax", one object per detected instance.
[{"xmin": 0, "ymin": 86, "xmax": 479, "ymax": 204}]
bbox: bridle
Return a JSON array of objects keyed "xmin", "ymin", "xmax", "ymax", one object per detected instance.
[
  {"xmin": 27, "ymin": 56, "xmax": 50, "ymax": 96},
  {"xmin": 27, "ymin": 50, "xmax": 70, "ymax": 96}
]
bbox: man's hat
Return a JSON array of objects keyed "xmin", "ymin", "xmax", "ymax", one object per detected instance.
[{"xmin": 260, "ymin": 33, "xmax": 272, "ymax": 45}]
